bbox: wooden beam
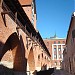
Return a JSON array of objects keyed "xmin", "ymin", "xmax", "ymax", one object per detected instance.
[
  {"xmin": 1, "ymin": 11, "xmax": 11, "ymax": 14},
  {"xmin": 1, "ymin": 11, "xmax": 11, "ymax": 27}
]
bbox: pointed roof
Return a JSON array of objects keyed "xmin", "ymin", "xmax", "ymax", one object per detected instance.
[
  {"xmin": 54, "ymin": 33, "xmax": 57, "ymax": 38},
  {"xmin": 50, "ymin": 33, "xmax": 57, "ymax": 39},
  {"xmin": 49, "ymin": 33, "xmax": 65, "ymax": 40}
]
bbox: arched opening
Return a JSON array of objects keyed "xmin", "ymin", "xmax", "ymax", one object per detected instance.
[
  {"xmin": 27, "ymin": 47, "xmax": 35, "ymax": 73},
  {"xmin": 0, "ymin": 32, "xmax": 26, "ymax": 72},
  {"xmin": 1, "ymin": 49, "xmax": 13, "ymax": 69}
]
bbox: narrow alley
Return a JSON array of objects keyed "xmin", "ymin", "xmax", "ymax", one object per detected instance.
[{"xmin": 0, "ymin": 0, "xmax": 75, "ymax": 75}]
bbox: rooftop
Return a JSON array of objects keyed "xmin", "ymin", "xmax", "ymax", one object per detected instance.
[{"xmin": 44, "ymin": 34, "xmax": 66, "ymax": 40}]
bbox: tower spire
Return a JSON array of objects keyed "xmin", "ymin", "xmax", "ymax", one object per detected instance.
[{"xmin": 54, "ymin": 32, "xmax": 57, "ymax": 38}]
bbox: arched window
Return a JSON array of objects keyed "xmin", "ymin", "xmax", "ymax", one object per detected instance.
[
  {"xmin": 72, "ymin": 30, "xmax": 75, "ymax": 38},
  {"xmin": 45, "ymin": 56, "xmax": 46, "ymax": 59},
  {"xmin": 42, "ymin": 53, "xmax": 43, "ymax": 58},
  {"xmin": 63, "ymin": 41, "xmax": 65, "ymax": 43},
  {"xmin": 54, "ymin": 62, "xmax": 57, "ymax": 65},
  {"xmin": 38, "ymin": 55, "xmax": 40, "ymax": 60},
  {"xmin": 54, "ymin": 41, "xmax": 56, "ymax": 44},
  {"xmin": 58, "ymin": 41, "xmax": 60, "ymax": 44}
]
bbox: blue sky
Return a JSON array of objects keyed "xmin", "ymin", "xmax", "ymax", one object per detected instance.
[{"xmin": 36, "ymin": 0, "xmax": 75, "ymax": 38}]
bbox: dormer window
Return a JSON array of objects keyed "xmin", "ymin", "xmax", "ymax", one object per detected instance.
[{"xmin": 72, "ymin": 29, "xmax": 75, "ymax": 38}]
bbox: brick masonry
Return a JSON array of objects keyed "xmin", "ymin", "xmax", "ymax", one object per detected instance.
[{"xmin": 0, "ymin": 0, "xmax": 51, "ymax": 74}]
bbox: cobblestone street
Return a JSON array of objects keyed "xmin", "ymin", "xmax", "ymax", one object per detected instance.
[{"xmin": 52, "ymin": 69, "xmax": 71, "ymax": 75}]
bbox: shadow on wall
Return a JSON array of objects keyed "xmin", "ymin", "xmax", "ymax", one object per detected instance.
[
  {"xmin": 19, "ymin": 35, "xmax": 27, "ymax": 71},
  {"xmin": 0, "ymin": 64, "xmax": 27, "ymax": 75},
  {"xmin": 0, "ymin": 32, "xmax": 27, "ymax": 73},
  {"xmin": 0, "ymin": 64, "xmax": 14, "ymax": 75},
  {"xmin": 0, "ymin": 41, "xmax": 4, "ymax": 53}
]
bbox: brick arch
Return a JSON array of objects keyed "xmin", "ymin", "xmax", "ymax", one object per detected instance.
[
  {"xmin": 27, "ymin": 47, "xmax": 35, "ymax": 72},
  {"xmin": 0, "ymin": 32, "xmax": 26, "ymax": 71}
]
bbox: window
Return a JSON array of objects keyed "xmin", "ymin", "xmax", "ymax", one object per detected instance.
[
  {"xmin": 58, "ymin": 41, "xmax": 60, "ymax": 44},
  {"xmin": 59, "ymin": 54, "xmax": 62, "ymax": 59},
  {"xmin": 45, "ymin": 56, "xmax": 46, "ymax": 59},
  {"xmin": 38, "ymin": 55, "xmax": 40, "ymax": 60},
  {"xmin": 73, "ymin": 56, "xmax": 75, "ymax": 62},
  {"xmin": 54, "ymin": 62, "xmax": 57, "ymax": 65},
  {"xmin": 74, "ymin": 57, "xmax": 75, "ymax": 62},
  {"xmin": 42, "ymin": 53, "xmax": 43, "ymax": 58},
  {"xmin": 47, "ymin": 42, "xmax": 49, "ymax": 46},
  {"xmin": 58, "ymin": 48, "xmax": 61, "ymax": 51},
  {"xmin": 54, "ymin": 48, "xmax": 56, "ymax": 51},
  {"xmin": 72, "ymin": 29, "xmax": 75, "ymax": 38},
  {"xmin": 63, "ymin": 41, "xmax": 65, "ymax": 43},
  {"xmin": 54, "ymin": 54, "xmax": 57, "ymax": 59},
  {"xmin": 54, "ymin": 41, "xmax": 56, "ymax": 44}
]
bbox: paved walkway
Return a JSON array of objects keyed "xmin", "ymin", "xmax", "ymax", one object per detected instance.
[{"xmin": 52, "ymin": 69, "xmax": 71, "ymax": 75}]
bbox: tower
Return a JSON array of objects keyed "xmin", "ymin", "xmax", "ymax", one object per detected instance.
[{"xmin": 19, "ymin": 0, "xmax": 37, "ymax": 30}]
